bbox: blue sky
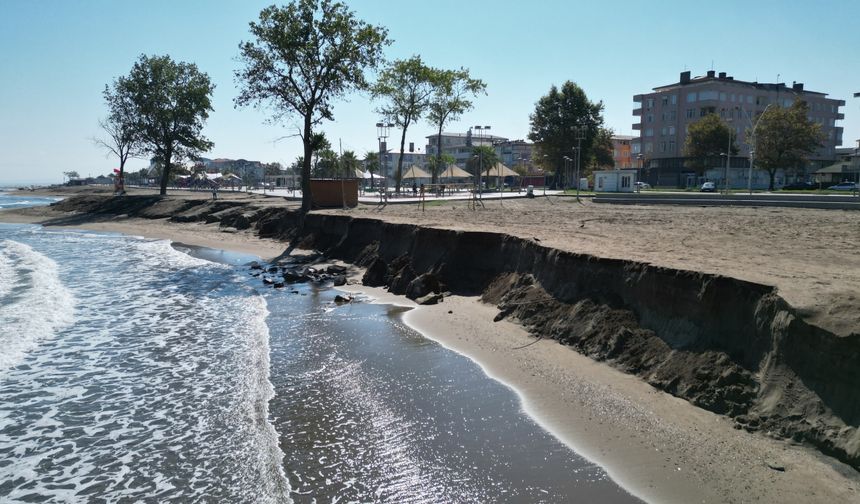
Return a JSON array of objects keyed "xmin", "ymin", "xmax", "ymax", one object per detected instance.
[{"xmin": 1, "ymin": 0, "xmax": 858, "ymax": 184}]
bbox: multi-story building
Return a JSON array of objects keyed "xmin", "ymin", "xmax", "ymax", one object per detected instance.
[
  {"xmin": 611, "ymin": 135, "xmax": 637, "ymax": 169},
  {"xmin": 364, "ymin": 141, "xmax": 426, "ymax": 180},
  {"xmin": 493, "ymin": 139, "xmax": 535, "ymax": 173},
  {"xmin": 633, "ymin": 70, "xmax": 845, "ymax": 188},
  {"xmin": 425, "ymin": 130, "xmax": 509, "ymax": 170}
]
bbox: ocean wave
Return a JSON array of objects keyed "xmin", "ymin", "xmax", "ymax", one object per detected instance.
[{"xmin": 0, "ymin": 240, "xmax": 75, "ymax": 375}]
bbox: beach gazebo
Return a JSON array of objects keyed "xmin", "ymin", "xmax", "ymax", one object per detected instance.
[
  {"xmin": 483, "ymin": 163, "xmax": 519, "ymax": 189},
  {"xmin": 439, "ymin": 165, "xmax": 472, "ymax": 179},
  {"xmin": 401, "ymin": 165, "xmax": 431, "ymax": 179}
]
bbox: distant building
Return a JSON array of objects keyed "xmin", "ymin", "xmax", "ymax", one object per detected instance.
[
  {"xmin": 611, "ymin": 135, "xmax": 637, "ymax": 169},
  {"xmin": 493, "ymin": 139, "xmax": 535, "ymax": 173},
  {"xmin": 633, "ymin": 70, "xmax": 845, "ymax": 188},
  {"xmin": 426, "ymin": 131, "xmax": 510, "ymax": 171},
  {"xmin": 201, "ymin": 158, "xmax": 265, "ymax": 183},
  {"xmin": 365, "ymin": 141, "xmax": 426, "ymax": 180}
]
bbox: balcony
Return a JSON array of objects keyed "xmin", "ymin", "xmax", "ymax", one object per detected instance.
[
  {"xmin": 632, "ymin": 124, "xmax": 641, "ymax": 131},
  {"xmin": 836, "ymin": 113, "xmax": 845, "ymax": 120},
  {"xmin": 632, "ymin": 108, "xmax": 642, "ymax": 116}
]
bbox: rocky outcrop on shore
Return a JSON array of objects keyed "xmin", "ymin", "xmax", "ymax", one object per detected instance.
[{"xmin": 41, "ymin": 195, "xmax": 860, "ymax": 471}]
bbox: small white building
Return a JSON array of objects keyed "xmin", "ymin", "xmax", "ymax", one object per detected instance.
[{"xmin": 594, "ymin": 169, "xmax": 637, "ymax": 192}]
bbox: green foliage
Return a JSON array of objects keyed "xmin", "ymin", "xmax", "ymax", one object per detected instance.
[
  {"xmin": 528, "ymin": 81, "xmax": 605, "ymax": 185},
  {"xmin": 373, "ymin": 56, "xmax": 441, "ymax": 191},
  {"xmin": 684, "ymin": 113, "xmax": 738, "ymax": 170},
  {"xmin": 235, "ymin": 0, "xmax": 390, "ymax": 212},
  {"xmin": 466, "ymin": 145, "xmax": 499, "ymax": 178},
  {"xmin": 116, "ymin": 54, "xmax": 214, "ymax": 195},
  {"xmin": 426, "ymin": 68, "xmax": 486, "ymax": 183},
  {"xmin": 591, "ymin": 127, "xmax": 615, "ymax": 170},
  {"xmin": 341, "ymin": 150, "xmax": 360, "ymax": 177},
  {"xmin": 754, "ymin": 100, "xmax": 824, "ymax": 190},
  {"xmin": 264, "ymin": 162, "xmax": 283, "ymax": 176}
]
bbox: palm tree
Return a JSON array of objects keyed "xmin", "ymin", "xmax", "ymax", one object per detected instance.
[
  {"xmin": 341, "ymin": 150, "xmax": 360, "ymax": 178},
  {"xmin": 364, "ymin": 151, "xmax": 379, "ymax": 188}
]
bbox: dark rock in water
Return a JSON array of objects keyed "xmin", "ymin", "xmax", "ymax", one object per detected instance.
[
  {"xmin": 283, "ymin": 269, "xmax": 312, "ymax": 283},
  {"xmin": 332, "ymin": 274, "xmax": 347, "ymax": 286},
  {"xmin": 273, "ymin": 282, "xmax": 285, "ymax": 289},
  {"xmin": 267, "ymin": 266, "xmax": 279, "ymax": 273},
  {"xmin": 250, "ymin": 261, "xmax": 262, "ymax": 270},
  {"xmin": 405, "ymin": 272, "xmax": 441, "ymax": 300},
  {"xmin": 416, "ymin": 293, "xmax": 444, "ymax": 305},
  {"xmin": 363, "ymin": 257, "xmax": 387, "ymax": 287},
  {"xmin": 334, "ymin": 294, "xmax": 353, "ymax": 304},
  {"xmin": 262, "ymin": 278, "xmax": 274, "ymax": 285},
  {"xmin": 387, "ymin": 255, "xmax": 416, "ymax": 295}
]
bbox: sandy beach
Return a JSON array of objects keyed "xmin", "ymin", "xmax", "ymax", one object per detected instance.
[{"xmin": 3, "ymin": 187, "xmax": 859, "ymax": 503}]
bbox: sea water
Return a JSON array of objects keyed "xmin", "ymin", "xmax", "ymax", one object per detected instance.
[{"xmin": 0, "ymin": 220, "xmax": 638, "ymax": 502}]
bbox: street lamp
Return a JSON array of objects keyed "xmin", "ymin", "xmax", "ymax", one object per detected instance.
[
  {"xmin": 474, "ymin": 125, "xmax": 491, "ymax": 198},
  {"xmin": 376, "ymin": 121, "xmax": 393, "ymax": 196},
  {"xmin": 636, "ymin": 153, "xmax": 644, "ymax": 193},
  {"xmin": 575, "ymin": 125, "xmax": 585, "ymax": 201},
  {"xmin": 745, "ymin": 104, "xmax": 772, "ymax": 195}
]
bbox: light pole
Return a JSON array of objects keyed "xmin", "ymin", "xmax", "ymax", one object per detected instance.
[
  {"xmin": 745, "ymin": 104, "xmax": 772, "ymax": 195},
  {"xmin": 575, "ymin": 125, "xmax": 585, "ymax": 201},
  {"xmin": 854, "ymin": 92, "xmax": 860, "ymax": 198},
  {"xmin": 474, "ymin": 125, "xmax": 490, "ymax": 198},
  {"xmin": 563, "ymin": 156, "xmax": 572, "ymax": 190},
  {"xmin": 636, "ymin": 153, "xmax": 644, "ymax": 193},
  {"xmin": 376, "ymin": 121, "xmax": 393, "ymax": 194}
]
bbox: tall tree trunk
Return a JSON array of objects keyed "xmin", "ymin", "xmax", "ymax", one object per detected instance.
[
  {"xmin": 768, "ymin": 169, "xmax": 776, "ymax": 191},
  {"xmin": 301, "ymin": 116, "xmax": 313, "ymax": 213},
  {"xmin": 433, "ymin": 124, "xmax": 443, "ymax": 185},
  {"xmin": 396, "ymin": 125, "xmax": 408, "ymax": 193},
  {"xmin": 160, "ymin": 147, "xmax": 172, "ymax": 196}
]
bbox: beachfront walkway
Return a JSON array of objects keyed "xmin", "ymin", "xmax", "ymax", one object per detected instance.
[{"xmin": 252, "ymin": 187, "xmax": 564, "ymax": 204}]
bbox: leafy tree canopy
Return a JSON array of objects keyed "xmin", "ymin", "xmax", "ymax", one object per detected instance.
[
  {"xmin": 528, "ymin": 81, "xmax": 605, "ymax": 185},
  {"xmin": 466, "ymin": 145, "xmax": 499, "ymax": 178},
  {"xmin": 372, "ymin": 55, "xmax": 441, "ymax": 192},
  {"xmin": 117, "ymin": 54, "xmax": 214, "ymax": 195},
  {"xmin": 426, "ymin": 68, "xmax": 486, "ymax": 184},
  {"xmin": 754, "ymin": 100, "xmax": 824, "ymax": 190},
  {"xmin": 235, "ymin": 0, "xmax": 390, "ymax": 212},
  {"xmin": 684, "ymin": 113, "xmax": 738, "ymax": 170}
]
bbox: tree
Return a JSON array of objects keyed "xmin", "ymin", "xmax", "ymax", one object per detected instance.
[
  {"xmin": 466, "ymin": 145, "xmax": 499, "ymax": 180},
  {"xmin": 754, "ymin": 100, "xmax": 824, "ymax": 190},
  {"xmin": 528, "ymin": 81, "xmax": 605, "ymax": 187},
  {"xmin": 684, "ymin": 113, "xmax": 738, "ymax": 171},
  {"xmin": 372, "ymin": 56, "xmax": 440, "ymax": 192},
  {"xmin": 235, "ymin": 0, "xmax": 390, "ymax": 212},
  {"xmin": 116, "ymin": 54, "xmax": 214, "ymax": 196},
  {"xmin": 426, "ymin": 68, "xmax": 486, "ymax": 184},
  {"xmin": 341, "ymin": 150, "xmax": 360, "ymax": 178},
  {"xmin": 591, "ymin": 127, "xmax": 615, "ymax": 170},
  {"xmin": 264, "ymin": 162, "xmax": 283, "ymax": 176},
  {"xmin": 364, "ymin": 151, "xmax": 379, "ymax": 187},
  {"xmin": 94, "ymin": 81, "xmax": 143, "ymax": 193}
]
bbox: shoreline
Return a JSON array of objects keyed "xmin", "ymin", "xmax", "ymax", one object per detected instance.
[{"xmin": 2, "ymin": 199, "xmax": 859, "ymax": 502}]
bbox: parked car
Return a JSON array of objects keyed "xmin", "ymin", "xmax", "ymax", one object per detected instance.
[
  {"xmin": 782, "ymin": 181, "xmax": 816, "ymax": 190},
  {"xmin": 634, "ymin": 181, "xmax": 651, "ymax": 190},
  {"xmin": 827, "ymin": 182, "xmax": 858, "ymax": 191},
  {"xmin": 700, "ymin": 181, "xmax": 716, "ymax": 192}
]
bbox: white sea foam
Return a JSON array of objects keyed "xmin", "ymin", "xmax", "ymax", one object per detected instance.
[
  {"xmin": 0, "ymin": 240, "xmax": 75, "ymax": 374},
  {"xmin": 0, "ymin": 230, "xmax": 291, "ymax": 503}
]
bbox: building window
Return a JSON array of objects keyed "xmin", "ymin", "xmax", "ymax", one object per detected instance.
[
  {"xmin": 660, "ymin": 141, "xmax": 667, "ymax": 152},
  {"xmin": 669, "ymin": 110, "xmax": 676, "ymax": 120},
  {"xmin": 686, "ymin": 92, "xmax": 697, "ymax": 102},
  {"xmin": 747, "ymin": 95, "xmax": 753, "ymax": 104},
  {"xmin": 661, "ymin": 96, "xmax": 668, "ymax": 106},
  {"xmin": 646, "ymin": 98, "xmax": 654, "ymax": 109},
  {"xmin": 645, "ymin": 142, "xmax": 653, "ymax": 153},
  {"xmin": 669, "ymin": 126, "xmax": 676, "ymax": 135},
  {"xmin": 646, "ymin": 113, "xmax": 654, "ymax": 123},
  {"xmin": 645, "ymin": 128, "xmax": 654, "ymax": 137},
  {"xmin": 671, "ymin": 95, "xmax": 677, "ymax": 105},
  {"xmin": 719, "ymin": 92, "xmax": 727, "ymax": 101},
  {"xmin": 699, "ymin": 90, "xmax": 718, "ymax": 101},
  {"xmin": 669, "ymin": 140, "xmax": 676, "ymax": 152},
  {"xmin": 686, "ymin": 108, "xmax": 695, "ymax": 118}
]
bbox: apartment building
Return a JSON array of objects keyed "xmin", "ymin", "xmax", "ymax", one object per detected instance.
[
  {"xmin": 633, "ymin": 70, "xmax": 845, "ymax": 187},
  {"xmin": 425, "ymin": 131, "xmax": 510, "ymax": 169},
  {"xmin": 611, "ymin": 135, "xmax": 639, "ymax": 169}
]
